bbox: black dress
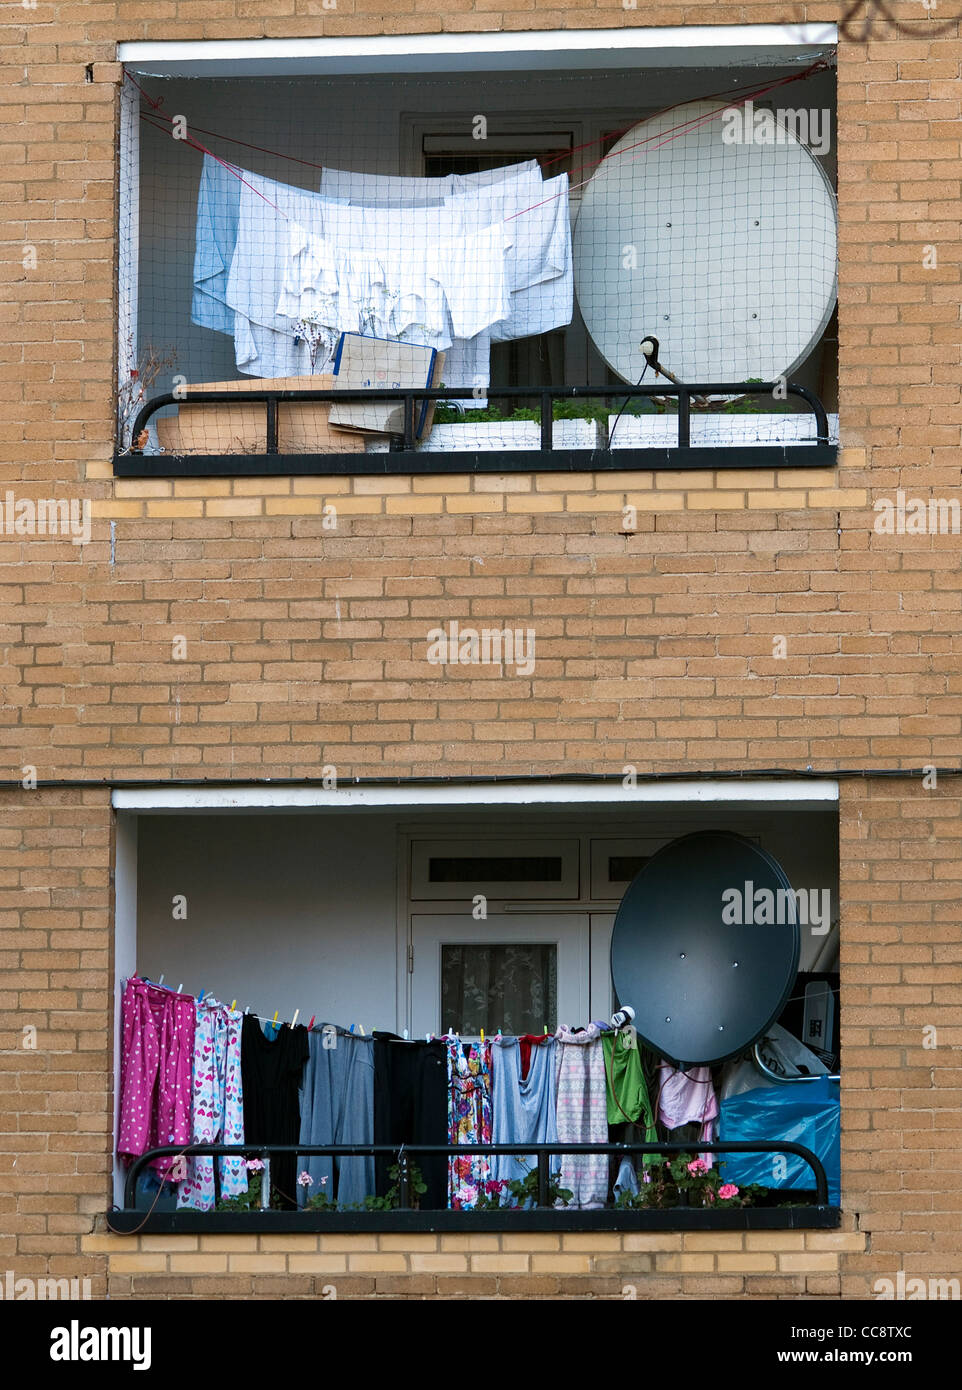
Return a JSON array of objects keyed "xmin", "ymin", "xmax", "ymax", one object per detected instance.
[
  {"xmin": 241, "ymin": 1016, "xmax": 310, "ymax": 1210},
  {"xmin": 372, "ymin": 1032, "xmax": 448, "ymax": 1210}
]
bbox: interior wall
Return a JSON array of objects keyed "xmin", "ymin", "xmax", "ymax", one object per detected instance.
[{"xmin": 134, "ymin": 802, "xmax": 838, "ymax": 1032}]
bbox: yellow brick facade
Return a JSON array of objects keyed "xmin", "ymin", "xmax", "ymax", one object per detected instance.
[{"xmin": 3, "ymin": 2, "xmax": 961, "ymax": 1301}]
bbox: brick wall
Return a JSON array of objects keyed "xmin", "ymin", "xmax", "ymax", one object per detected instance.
[
  {"xmin": 2, "ymin": 2, "xmax": 961, "ymax": 1299},
  {"xmin": 82, "ymin": 1228, "xmax": 864, "ymax": 1300}
]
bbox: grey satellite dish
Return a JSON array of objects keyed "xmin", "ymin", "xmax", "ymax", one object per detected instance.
[
  {"xmin": 573, "ymin": 98, "xmax": 838, "ymax": 386},
  {"xmin": 610, "ymin": 831, "xmax": 800, "ymax": 1067}
]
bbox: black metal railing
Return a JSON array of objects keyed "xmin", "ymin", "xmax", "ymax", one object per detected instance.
[
  {"xmin": 121, "ymin": 1139, "xmax": 829, "ymax": 1213},
  {"xmin": 126, "ymin": 381, "xmax": 831, "ymax": 457}
]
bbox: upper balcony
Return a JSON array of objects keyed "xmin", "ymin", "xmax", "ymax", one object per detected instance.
[
  {"xmin": 115, "ymin": 36, "xmax": 838, "ymax": 479},
  {"xmin": 117, "ymin": 379, "xmax": 838, "ymax": 478}
]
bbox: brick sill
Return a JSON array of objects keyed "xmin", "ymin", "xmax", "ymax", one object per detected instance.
[
  {"xmin": 113, "ymin": 444, "xmax": 838, "ymax": 479},
  {"xmin": 106, "ymin": 1206, "xmax": 840, "ymax": 1235}
]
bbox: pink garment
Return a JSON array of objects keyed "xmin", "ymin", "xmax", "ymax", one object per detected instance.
[
  {"xmin": 117, "ymin": 977, "xmax": 195, "ymax": 1179},
  {"xmin": 656, "ymin": 1061, "xmax": 719, "ymax": 1167},
  {"xmin": 554, "ymin": 1023, "xmax": 608, "ymax": 1210}
]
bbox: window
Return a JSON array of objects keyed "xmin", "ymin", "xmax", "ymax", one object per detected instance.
[
  {"xmin": 115, "ymin": 34, "xmax": 838, "ymax": 476},
  {"xmin": 411, "ymin": 838, "xmax": 580, "ymax": 900}
]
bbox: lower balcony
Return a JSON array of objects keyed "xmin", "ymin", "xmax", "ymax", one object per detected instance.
[{"xmin": 107, "ymin": 1141, "xmax": 840, "ymax": 1235}]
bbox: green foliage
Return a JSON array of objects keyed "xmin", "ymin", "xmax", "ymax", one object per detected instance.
[
  {"xmin": 432, "ymin": 400, "xmax": 610, "ymax": 426},
  {"xmin": 475, "ymin": 1166, "xmax": 573, "ymax": 1209},
  {"xmin": 215, "ymin": 1168, "xmax": 281, "ymax": 1212},
  {"xmin": 361, "ymin": 1161, "xmax": 428, "ymax": 1212},
  {"xmin": 614, "ymin": 1154, "xmax": 767, "ymax": 1210}
]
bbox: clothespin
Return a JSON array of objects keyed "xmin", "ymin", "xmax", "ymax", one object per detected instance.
[
  {"xmin": 349, "ymin": 1023, "xmax": 355, "ymax": 1034},
  {"xmin": 425, "ymin": 1032, "xmax": 431, "ymax": 1043},
  {"xmin": 244, "ymin": 1005, "xmax": 250, "ymax": 1015},
  {"xmin": 403, "ymin": 1028, "xmax": 409, "ymax": 1040},
  {"xmin": 272, "ymin": 1010, "xmax": 279, "ymax": 1026},
  {"xmin": 544, "ymin": 1025, "xmax": 548, "ymax": 1035},
  {"xmin": 158, "ymin": 975, "xmax": 164, "ymax": 987},
  {"xmin": 230, "ymin": 1000, "xmax": 237, "ymax": 1012},
  {"xmin": 198, "ymin": 989, "xmax": 206, "ymax": 1004},
  {"xmin": 480, "ymin": 1028, "xmax": 484, "ymax": 1043},
  {"xmin": 291, "ymin": 1009, "xmax": 299, "ymax": 1028},
  {"xmin": 176, "ymin": 983, "xmax": 183, "ymax": 995},
  {"xmin": 308, "ymin": 1015, "xmax": 316, "ymax": 1031}
]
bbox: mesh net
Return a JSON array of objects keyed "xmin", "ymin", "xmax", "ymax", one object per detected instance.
[{"xmin": 118, "ymin": 62, "xmax": 837, "ymax": 456}]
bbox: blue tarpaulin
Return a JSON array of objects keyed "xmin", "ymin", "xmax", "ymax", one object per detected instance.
[{"xmin": 718, "ymin": 1077, "xmax": 840, "ymax": 1205}]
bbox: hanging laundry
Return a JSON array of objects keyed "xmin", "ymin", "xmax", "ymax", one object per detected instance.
[
  {"xmin": 298, "ymin": 1024, "xmax": 375, "ymax": 1209},
  {"xmin": 192, "ymin": 154, "xmax": 555, "ymax": 396},
  {"xmin": 490, "ymin": 1034, "xmax": 557, "ymax": 1202},
  {"xmin": 176, "ymin": 996, "xmax": 246, "ymax": 1212},
  {"xmin": 517, "ymin": 1031, "xmax": 553, "ymax": 1082},
  {"xmin": 318, "ymin": 159, "xmax": 541, "ymax": 204},
  {"xmin": 223, "ymin": 171, "xmax": 353, "ymax": 378},
  {"xmin": 447, "ymin": 171, "xmax": 571, "ymax": 339},
  {"xmin": 318, "ymin": 161, "xmax": 551, "ymax": 397},
  {"xmin": 372, "ymin": 1033, "xmax": 448, "ymax": 1211},
  {"xmin": 275, "ymin": 199, "xmax": 512, "ymax": 346},
  {"xmin": 318, "ymin": 167, "xmax": 456, "ymax": 204},
  {"xmin": 656, "ymin": 1060, "xmax": 720, "ymax": 1167},
  {"xmin": 240, "ymin": 1014, "xmax": 309, "ymax": 1209},
  {"xmin": 602, "ymin": 1029, "xmax": 658, "ymax": 1134},
  {"xmin": 554, "ymin": 1023, "xmax": 609, "ymax": 1210},
  {"xmin": 446, "ymin": 1038, "xmax": 492, "ymax": 1210},
  {"xmin": 452, "ymin": 159, "xmax": 543, "ymax": 190},
  {"xmin": 489, "ymin": 175, "xmax": 573, "ymax": 342},
  {"xmin": 191, "ymin": 154, "xmax": 242, "ymax": 335},
  {"xmin": 117, "ymin": 977, "xmax": 195, "ymax": 1182},
  {"xmin": 318, "ymin": 163, "xmax": 572, "ymax": 387}
]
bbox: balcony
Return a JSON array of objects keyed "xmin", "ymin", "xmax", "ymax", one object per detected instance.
[
  {"xmin": 114, "ymin": 381, "xmax": 838, "ymax": 479},
  {"xmin": 107, "ymin": 1139, "xmax": 838, "ymax": 1234}
]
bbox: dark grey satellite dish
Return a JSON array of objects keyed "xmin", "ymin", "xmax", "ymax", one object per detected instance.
[{"xmin": 610, "ymin": 830, "xmax": 800, "ymax": 1068}]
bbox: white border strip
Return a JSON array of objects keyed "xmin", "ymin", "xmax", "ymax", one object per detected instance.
[
  {"xmin": 112, "ymin": 779, "xmax": 838, "ymax": 811},
  {"xmin": 118, "ymin": 25, "xmax": 836, "ymax": 67}
]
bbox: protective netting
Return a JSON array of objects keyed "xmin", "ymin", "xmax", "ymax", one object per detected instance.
[{"xmin": 118, "ymin": 63, "xmax": 836, "ymax": 456}]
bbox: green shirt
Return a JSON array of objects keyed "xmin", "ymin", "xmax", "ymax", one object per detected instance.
[{"xmin": 602, "ymin": 1030, "xmax": 658, "ymax": 1138}]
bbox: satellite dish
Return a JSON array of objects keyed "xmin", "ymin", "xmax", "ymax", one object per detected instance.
[
  {"xmin": 610, "ymin": 831, "xmax": 800, "ymax": 1067},
  {"xmin": 573, "ymin": 99, "xmax": 838, "ymax": 386}
]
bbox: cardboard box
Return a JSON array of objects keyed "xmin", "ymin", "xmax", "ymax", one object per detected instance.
[
  {"xmin": 155, "ymin": 376, "xmax": 365, "ymax": 455},
  {"xmin": 328, "ymin": 335, "xmax": 444, "ymax": 440}
]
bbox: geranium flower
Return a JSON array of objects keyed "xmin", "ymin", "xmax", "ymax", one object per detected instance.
[
  {"xmin": 718, "ymin": 1183, "xmax": 740, "ymax": 1199},
  {"xmin": 245, "ymin": 1158, "xmax": 264, "ymax": 1172},
  {"xmin": 686, "ymin": 1158, "xmax": 709, "ymax": 1176},
  {"xmin": 297, "ymin": 1170, "xmax": 313, "ymax": 1188}
]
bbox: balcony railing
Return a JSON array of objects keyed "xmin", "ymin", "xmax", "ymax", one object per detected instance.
[
  {"xmin": 115, "ymin": 382, "xmax": 837, "ymax": 478},
  {"xmin": 108, "ymin": 1139, "xmax": 836, "ymax": 1234}
]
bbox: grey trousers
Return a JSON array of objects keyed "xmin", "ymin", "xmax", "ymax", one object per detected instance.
[{"xmin": 297, "ymin": 1026, "xmax": 375, "ymax": 1209}]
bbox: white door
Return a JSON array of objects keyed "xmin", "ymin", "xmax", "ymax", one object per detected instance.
[
  {"xmin": 411, "ymin": 913, "xmax": 589, "ymax": 1037},
  {"xmin": 589, "ymin": 912, "xmax": 617, "ymax": 1023}
]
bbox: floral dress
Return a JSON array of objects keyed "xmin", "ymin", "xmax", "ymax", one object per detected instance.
[{"xmin": 446, "ymin": 1039, "xmax": 492, "ymax": 1210}]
